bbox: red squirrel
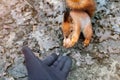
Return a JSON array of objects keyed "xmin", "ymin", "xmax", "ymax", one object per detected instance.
[{"xmin": 62, "ymin": 0, "xmax": 96, "ymax": 48}]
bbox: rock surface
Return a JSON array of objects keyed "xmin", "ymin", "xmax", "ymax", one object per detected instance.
[{"xmin": 0, "ymin": 0, "xmax": 120, "ymax": 80}]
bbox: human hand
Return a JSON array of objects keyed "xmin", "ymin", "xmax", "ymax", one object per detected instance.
[{"xmin": 22, "ymin": 46, "xmax": 72, "ymax": 80}]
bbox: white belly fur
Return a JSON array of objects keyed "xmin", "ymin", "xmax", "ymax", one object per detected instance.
[{"xmin": 70, "ymin": 11, "xmax": 91, "ymax": 32}]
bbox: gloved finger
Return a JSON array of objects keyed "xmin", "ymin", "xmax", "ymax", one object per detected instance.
[
  {"xmin": 22, "ymin": 46, "xmax": 41, "ymax": 62},
  {"xmin": 56, "ymin": 56, "xmax": 68, "ymax": 70},
  {"xmin": 42, "ymin": 53, "xmax": 58, "ymax": 66},
  {"xmin": 61, "ymin": 57, "xmax": 72, "ymax": 77},
  {"xmin": 22, "ymin": 46, "xmax": 50, "ymax": 79},
  {"xmin": 22, "ymin": 46, "xmax": 43, "ymax": 69},
  {"xmin": 51, "ymin": 55, "xmax": 62, "ymax": 68}
]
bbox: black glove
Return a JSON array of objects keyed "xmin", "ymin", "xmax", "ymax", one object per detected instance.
[{"xmin": 22, "ymin": 46, "xmax": 72, "ymax": 80}]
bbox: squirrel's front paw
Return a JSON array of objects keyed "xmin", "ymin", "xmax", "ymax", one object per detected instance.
[
  {"xmin": 63, "ymin": 38, "xmax": 71, "ymax": 48},
  {"xmin": 63, "ymin": 38, "xmax": 76, "ymax": 48}
]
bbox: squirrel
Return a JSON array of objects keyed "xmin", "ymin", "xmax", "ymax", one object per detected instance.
[{"xmin": 62, "ymin": 0, "xmax": 96, "ymax": 48}]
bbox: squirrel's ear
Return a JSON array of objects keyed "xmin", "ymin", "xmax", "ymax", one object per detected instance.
[{"xmin": 63, "ymin": 8, "xmax": 70, "ymax": 22}]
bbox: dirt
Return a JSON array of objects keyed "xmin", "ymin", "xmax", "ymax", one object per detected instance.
[{"xmin": 0, "ymin": 0, "xmax": 120, "ymax": 80}]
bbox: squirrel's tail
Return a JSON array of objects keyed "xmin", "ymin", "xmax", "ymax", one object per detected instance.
[{"xmin": 66, "ymin": 0, "xmax": 96, "ymax": 17}]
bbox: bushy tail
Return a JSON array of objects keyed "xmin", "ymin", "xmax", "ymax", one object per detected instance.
[{"xmin": 66, "ymin": 0, "xmax": 96, "ymax": 17}]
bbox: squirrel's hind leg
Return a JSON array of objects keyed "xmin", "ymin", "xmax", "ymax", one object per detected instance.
[{"xmin": 82, "ymin": 23, "xmax": 93, "ymax": 46}]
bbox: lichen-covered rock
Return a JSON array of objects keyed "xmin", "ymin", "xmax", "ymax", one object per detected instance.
[{"xmin": 0, "ymin": 0, "xmax": 120, "ymax": 80}]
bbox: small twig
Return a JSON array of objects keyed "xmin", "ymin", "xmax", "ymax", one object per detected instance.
[
  {"xmin": 101, "ymin": 17, "xmax": 120, "ymax": 21},
  {"xmin": 24, "ymin": 0, "xmax": 34, "ymax": 8}
]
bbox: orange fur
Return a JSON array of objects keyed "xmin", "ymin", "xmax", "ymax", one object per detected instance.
[
  {"xmin": 66, "ymin": 0, "xmax": 96, "ymax": 17},
  {"xmin": 62, "ymin": 0, "xmax": 96, "ymax": 48},
  {"xmin": 62, "ymin": 0, "xmax": 95, "ymax": 48},
  {"xmin": 63, "ymin": 11, "xmax": 93, "ymax": 48}
]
